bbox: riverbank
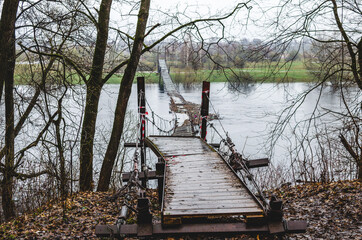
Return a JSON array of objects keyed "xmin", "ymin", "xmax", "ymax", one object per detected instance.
[
  {"xmin": 1, "ymin": 180, "xmax": 360, "ymax": 239},
  {"xmin": 269, "ymin": 180, "xmax": 361, "ymax": 239},
  {"xmin": 14, "ymin": 60, "xmax": 314, "ymax": 85}
]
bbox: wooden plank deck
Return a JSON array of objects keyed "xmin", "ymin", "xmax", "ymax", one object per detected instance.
[{"xmin": 146, "ymin": 136, "xmax": 264, "ymax": 225}]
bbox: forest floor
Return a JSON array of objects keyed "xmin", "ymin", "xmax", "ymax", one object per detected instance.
[{"xmin": 0, "ymin": 180, "xmax": 361, "ymax": 239}]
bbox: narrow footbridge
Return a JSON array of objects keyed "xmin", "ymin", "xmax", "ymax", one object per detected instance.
[
  {"xmin": 147, "ymin": 136, "xmax": 264, "ymax": 225},
  {"xmin": 96, "ymin": 59, "xmax": 307, "ymax": 238}
]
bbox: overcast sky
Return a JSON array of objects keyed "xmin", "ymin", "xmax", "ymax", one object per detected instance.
[
  {"xmin": 148, "ymin": 0, "xmax": 280, "ymax": 40},
  {"xmin": 2, "ymin": 0, "xmax": 355, "ymax": 41},
  {"xmin": 152, "ymin": 0, "xmax": 238, "ymax": 12},
  {"xmin": 0, "ymin": 0, "xmax": 273, "ymax": 39},
  {"xmin": 110, "ymin": 0, "xmax": 272, "ymax": 40}
]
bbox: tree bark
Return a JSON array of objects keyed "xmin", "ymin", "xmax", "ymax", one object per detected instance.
[
  {"xmin": 79, "ymin": 0, "xmax": 113, "ymax": 191},
  {"xmin": 79, "ymin": 84, "xmax": 102, "ymax": 191},
  {"xmin": 358, "ymin": 38, "xmax": 362, "ymax": 88},
  {"xmin": 331, "ymin": 0, "xmax": 362, "ymax": 90},
  {"xmin": 97, "ymin": 0, "xmax": 151, "ymax": 191},
  {"xmin": 340, "ymin": 134, "xmax": 362, "ymax": 181},
  {"xmin": 0, "ymin": 0, "xmax": 20, "ymax": 221}
]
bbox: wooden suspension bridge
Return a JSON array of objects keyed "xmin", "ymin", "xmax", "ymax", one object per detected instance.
[{"xmin": 96, "ymin": 59, "xmax": 307, "ymax": 238}]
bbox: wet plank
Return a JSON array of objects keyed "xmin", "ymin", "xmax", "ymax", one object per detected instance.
[
  {"xmin": 164, "ymin": 208, "xmax": 263, "ymax": 216},
  {"xmin": 166, "ymin": 182, "xmax": 240, "ymax": 188},
  {"xmin": 166, "ymin": 177, "xmax": 234, "ymax": 184},
  {"xmin": 167, "ymin": 194, "xmax": 255, "ymax": 200},
  {"xmin": 167, "ymin": 199, "xmax": 258, "ymax": 207},
  {"xmin": 149, "ymin": 137, "xmax": 210, "ymax": 156},
  {"xmin": 166, "ymin": 195, "xmax": 254, "ymax": 203},
  {"xmin": 165, "ymin": 189, "xmax": 253, "ymax": 197},
  {"xmin": 165, "ymin": 188, "xmax": 249, "ymax": 195},
  {"xmin": 167, "ymin": 182, "xmax": 243, "ymax": 189},
  {"xmin": 165, "ymin": 192, "xmax": 253, "ymax": 200},
  {"xmin": 167, "ymin": 202, "xmax": 260, "ymax": 210},
  {"xmin": 146, "ymin": 136, "xmax": 264, "ymax": 223}
]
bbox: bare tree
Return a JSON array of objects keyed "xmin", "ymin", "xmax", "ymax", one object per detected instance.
[
  {"xmin": 0, "ymin": 0, "xmax": 20, "ymax": 221},
  {"xmin": 97, "ymin": 0, "xmax": 151, "ymax": 191},
  {"xmin": 256, "ymin": 0, "xmax": 361, "ymax": 181},
  {"xmin": 0, "ymin": 0, "xmax": 83, "ymax": 220},
  {"xmin": 97, "ymin": 2, "xmax": 250, "ymax": 191}
]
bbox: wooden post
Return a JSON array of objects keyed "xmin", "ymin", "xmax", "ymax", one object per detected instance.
[
  {"xmin": 137, "ymin": 190, "xmax": 153, "ymax": 236},
  {"xmin": 201, "ymin": 81, "xmax": 210, "ymax": 140},
  {"xmin": 137, "ymin": 77, "xmax": 147, "ymax": 187},
  {"xmin": 164, "ymin": 47, "xmax": 167, "ymax": 61},
  {"xmin": 156, "ymin": 157, "xmax": 165, "ymax": 205}
]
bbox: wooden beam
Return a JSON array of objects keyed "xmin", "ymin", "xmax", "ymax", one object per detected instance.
[
  {"xmin": 122, "ymin": 171, "xmax": 163, "ymax": 182},
  {"xmin": 245, "ymin": 158, "xmax": 269, "ymax": 168},
  {"xmin": 124, "ymin": 142, "xmax": 138, "ymax": 147},
  {"xmin": 95, "ymin": 220, "xmax": 307, "ymax": 237},
  {"xmin": 210, "ymin": 143, "xmax": 221, "ymax": 148}
]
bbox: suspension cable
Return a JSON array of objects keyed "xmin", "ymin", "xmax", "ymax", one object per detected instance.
[
  {"xmin": 204, "ymin": 94, "xmax": 228, "ymax": 137},
  {"xmin": 202, "ymin": 93, "xmax": 269, "ymax": 209},
  {"xmin": 144, "ymin": 97, "xmax": 177, "ymax": 135}
]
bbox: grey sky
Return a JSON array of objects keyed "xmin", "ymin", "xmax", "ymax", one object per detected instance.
[
  {"xmin": 109, "ymin": 0, "xmax": 269, "ymax": 40},
  {"xmin": 148, "ymin": 0, "xmax": 280, "ymax": 40}
]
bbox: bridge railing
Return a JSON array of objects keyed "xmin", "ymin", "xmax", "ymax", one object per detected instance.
[{"xmin": 196, "ymin": 81, "xmax": 270, "ymax": 210}]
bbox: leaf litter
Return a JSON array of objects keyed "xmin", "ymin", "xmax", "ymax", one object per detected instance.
[{"xmin": 0, "ymin": 180, "xmax": 360, "ymax": 239}]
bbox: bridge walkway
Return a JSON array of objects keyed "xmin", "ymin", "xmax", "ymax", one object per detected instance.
[
  {"xmin": 158, "ymin": 59, "xmax": 197, "ymax": 136},
  {"xmin": 146, "ymin": 135, "xmax": 264, "ymax": 225},
  {"xmin": 95, "ymin": 59, "xmax": 307, "ymax": 238}
]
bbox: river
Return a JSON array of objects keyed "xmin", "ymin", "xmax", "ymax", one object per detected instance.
[
  {"xmin": 0, "ymin": 82, "xmax": 359, "ymax": 184},
  {"xmin": 111, "ymin": 82, "xmax": 352, "ymax": 160}
]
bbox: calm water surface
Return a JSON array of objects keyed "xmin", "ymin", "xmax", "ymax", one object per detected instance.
[
  {"xmin": 105, "ymin": 82, "xmax": 351, "ymax": 165},
  {"xmin": 1, "ymin": 82, "xmax": 357, "ymax": 172}
]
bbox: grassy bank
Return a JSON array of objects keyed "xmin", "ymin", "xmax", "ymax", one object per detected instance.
[
  {"xmin": 101, "ymin": 72, "xmax": 160, "ymax": 84},
  {"xmin": 169, "ymin": 61, "xmax": 313, "ymax": 83},
  {"xmin": 14, "ymin": 60, "xmax": 313, "ymax": 85}
]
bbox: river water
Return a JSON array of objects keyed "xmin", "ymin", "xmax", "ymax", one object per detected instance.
[
  {"xmin": 0, "ymin": 82, "xmax": 359, "ymax": 183},
  {"xmin": 110, "ymin": 82, "xmax": 353, "ymax": 161}
]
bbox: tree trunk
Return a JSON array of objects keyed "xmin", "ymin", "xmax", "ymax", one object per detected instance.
[
  {"xmin": 0, "ymin": 0, "xmax": 20, "ymax": 221},
  {"xmin": 357, "ymin": 38, "xmax": 362, "ymax": 89},
  {"xmin": 340, "ymin": 134, "xmax": 362, "ymax": 181},
  {"xmin": 79, "ymin": 0, "xmax": 113, "ymax": 191},
  {"xmin": 359, "ymin": 159, "xmax": 362, "ymax": 182},
  {"xmin": 79, "ymin": 84, "xmax": 102, "ymax": 191},
  {"xmin": 0, "ymin": 72, "xmax": 3, "ymax": 103},
  {"xmin": 331, "ymin": 0, "xmax": 362, "ymax": 90},
  {"xmin": 97, "ymin": 0, "xmax": 151, "ymax": 191}
]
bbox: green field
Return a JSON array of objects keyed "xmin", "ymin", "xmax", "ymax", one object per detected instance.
[
  {"xmin": 101, "ymin": 72, "xmax": 160, "ymax": 84},
  {"xmin": 167, "ymin": 61, "xmax": 313, "ymax": 83},
  {"xmin": 14, "ymin": 60, "xmax": 314, "ymax": 85}
]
